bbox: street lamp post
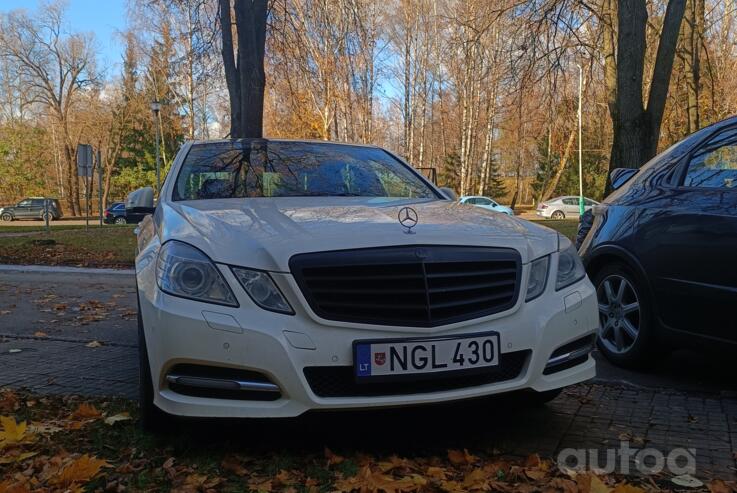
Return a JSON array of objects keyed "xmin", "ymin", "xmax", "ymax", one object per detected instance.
[
  {"xmin": 150, "ymin": 101, "xmax": 162, "ymax": 193},
  {"xmin": 576, "ymin": 64, "xmax": 584, "ymax": 216}
]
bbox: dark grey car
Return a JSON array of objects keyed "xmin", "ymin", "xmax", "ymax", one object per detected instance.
[{"xmin": 0, "ymin": 198, "xmax": 63, "ymax": 221}]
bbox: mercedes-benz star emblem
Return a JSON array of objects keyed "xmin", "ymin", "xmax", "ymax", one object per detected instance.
[{"xmin": 398, "ymin": 207, "xmax": 418, "ymax": 234}]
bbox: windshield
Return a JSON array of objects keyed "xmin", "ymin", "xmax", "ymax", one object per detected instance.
[{"xmin": 173, "ymin": 141, "xmax": 437, "ymax": 201}]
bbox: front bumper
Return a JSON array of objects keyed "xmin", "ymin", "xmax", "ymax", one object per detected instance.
[{"xmin": 137, "ymin": 264, "xmax": 598, "ymax": 418}]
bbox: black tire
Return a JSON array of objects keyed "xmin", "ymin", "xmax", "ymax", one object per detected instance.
[
  {"xmin": 551, "ymin": 210, "xmax": 565, "ymax": 220},
  {"xmin": 114, "ymin": 216, "xmax": 127, "ymax": 225},
  {"xmin": 592, "ymin": 262, "xmax": 655, "ymax": 369},
  {"xmin": 137, "ymin": 292, "xmax": 169, "ymax": 432},
  {"xmin": 1, "ymin": 212, "xmax": 12, "ymax": 222}
]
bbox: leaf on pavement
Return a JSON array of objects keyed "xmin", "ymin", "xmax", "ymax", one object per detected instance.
[
  {"xmin": 221, "ymin": 456, "xmax": 249, "ymax": 476},
  {"xmin": 85, "ymin": 340, "xmax": 103, "ymax": 348},
  {"xmin": 104, "ymin": 412, "xmax": 132, "ymax": 426},
  {"xmin": 0, "ymin": 391, "xmax": 19, "ymax": 413},
  {"xmin": 447, "ymin": 448, "xmax": 478, "ymax": 465},
  {"xmin": 325, "ymin": 447, "xmax": 345, "ymax": 466},
  {"xmin": 247, "ymin": 477, "xmax": 273, "ymax": 492},
  {"xmin": 0, "ymin": 450, "xmax": 38, "ymax": 464},
  {"xmin": 49, "ymin": 454, "xmax": 111, "ymax": 487},
  {"xmin": 612, "ymin": 482, "xmax": 646, "ymax": 493},
  {"xmin": 576, "ymin": 473, "xmax": 611, "ymax": 493},
  {"xmin": 72, "ymin": 403, "xmax": 102, "ymax": 419},
  {"xmin": 0, "ymin": 416, "xmax": 33, "ymax": 448},
  {"xmin": 709, "ymin": 480, "xmax": 736, "ymax": 493},
  {"xmin": 0, "ymin": 479, "xmax": 31, "ymax": 493},
  {"xmin": 425, "ymin": 466, "xmax": 448, "ymax": 481},
  {"xmin": 548, "ymin": 478, "xmax": 579, "ymax": 493},
  {"xmin": 334, "ymin": 465, "xmax": 426, "ymax": 493},
  {"xmin": 33, "ymin": 331, "xmax": 48, "ymax": 338}
]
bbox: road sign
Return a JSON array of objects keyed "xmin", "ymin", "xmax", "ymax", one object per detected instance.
[{"xmin": 77, "ymin": 144, "xmax": 93, "ymax": 177}]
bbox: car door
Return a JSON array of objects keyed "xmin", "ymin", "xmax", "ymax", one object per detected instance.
[
  {"xmin": 562, "ymin": 197, "xmax": 579, "ymax": 216},
  {"xmin": 30, "ymin": 199, "xmax": 45, "ymax": 218},
  {"xmin": 474, "ymin": 197, "xmax": 493, "ymax": 210},
  {"xmin": 644, "ymin": 126, "xmax": 737, "ymax": 343},
  {"xmin": 14, "ymin": 199, "xmax": 33, "ymax": 218}
]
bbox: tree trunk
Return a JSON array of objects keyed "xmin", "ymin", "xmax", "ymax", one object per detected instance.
[
  {"xmin": 219, "ymin": 0, "xmax": 241, "ymax": 137},
  {"xmin": 235, "ymin": 0, "xmax": 267, "ymax": 138},
  {"xmin": 609, "ymin": 0, "xmax": 686, "ymax": 171},
  {"xmin": 541, "ymin": 127, "xmax": 577, "ymax": 201},
  {"xmin": 681, "ymin": 0, "xmax": 703, "ymax": 133}
]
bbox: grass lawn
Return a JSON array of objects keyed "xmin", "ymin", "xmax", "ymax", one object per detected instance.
[
  {"xmin": 0, "ymin": 225, "xmax": 136, "ymax": 268},
  {"xmin": 0, "ymin": 220, "xmax": 579, "ymax": 269},
  {"xmin": 529, "ymin": 219, "xmax": 579, "ymax": 241},
  {"xmin": 0, "ymin": 224, "xmax": 108, "ymax": 233}
]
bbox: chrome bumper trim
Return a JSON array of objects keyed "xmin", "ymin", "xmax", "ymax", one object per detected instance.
[{"xmin": 166, "ymin": 374, "xmax": 280, "ymax": 393}]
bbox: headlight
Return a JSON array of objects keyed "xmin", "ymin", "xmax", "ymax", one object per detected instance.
[
  {"xmin": 156, "ymin": 241, "xmax": 237, "ymax": 306},
  {"xmin": 231, "ymin": 267, "xmax": 293, "ymax": 314},
  {"xmin": 525, "ymin": 256, "xmax": 549, "ymax": 301},
  {"xmin": 556, "ymin": 237, "xmax": 586, "ymax": 290}
]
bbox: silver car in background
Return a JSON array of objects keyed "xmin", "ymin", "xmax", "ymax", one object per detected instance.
[{"xmin": 536, "ymin": 196, "xmax": 599, "ymax": 219}]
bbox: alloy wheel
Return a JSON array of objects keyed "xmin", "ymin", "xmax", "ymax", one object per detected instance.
[
  {"xmin": 551, "ymin": 211, "xmax": 565, "ymax": 219},
  {"xmin": 597, "ymin": 274, "xmax": 641, "ymax": 354},
  {"xmin": 115, "ymin": 217, "xmax": 127, "ymax": 225}
]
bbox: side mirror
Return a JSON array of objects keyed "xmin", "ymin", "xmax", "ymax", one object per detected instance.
[
  {"xmin": 609, "ymin": 168, "xmax": 638, "ymax": 190},
  {"xmin": 126, "ymin": 187, "xmax": 155, "ymax": 215},
  {"xmin": 439, "ymin": 187, "xmax": 457, "ymax": 200}
]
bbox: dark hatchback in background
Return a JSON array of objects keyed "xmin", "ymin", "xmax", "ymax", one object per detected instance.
[
  {"xmin": 0, "ymin": 198, "xmax": 63, "ymax": 221},
  {"xmin": 103, "ymin": 202, "xmax": 128, "ymax": 224},
  {"xmin": 579, "ymin": 117, "xmax": 737, "ymax": 368}
]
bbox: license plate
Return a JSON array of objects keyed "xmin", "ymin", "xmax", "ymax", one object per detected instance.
[{"xmin": 353, "ymin": 332, "xmax": 500, "ymax": 381}]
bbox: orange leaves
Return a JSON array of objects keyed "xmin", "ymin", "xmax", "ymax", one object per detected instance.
[
  {"xmin": 0, "ymin": 390, "xmax": 19, "ymax": 413},
  {"xmin": 71, "ymin": 402, "xmax": 101, "ymax": 420},
  {"xmin": 334, "ymin": 464, "xmax": 427, "ymax": 493},
  {"xmin": 0, "ymin": 416, "xmax": 34, "ymax": 448},
  {"xmin": 0, "ymin": 390, "xmax": 717, "ymax": 493},
  {"xmin": 326, "ymin": 447, "xmax": 346, "ymax": 466},
  {"xmin": 447, "ymin": 448, "xmax": 478, "ymax": 466},
  {"xmin": 48, "ymin": 454, "xmax": 111, "ymax": 489}
]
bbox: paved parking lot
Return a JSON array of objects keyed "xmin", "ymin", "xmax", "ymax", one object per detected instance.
[{"xmin": 1, "ymin": 267, "xmax": 735, "ymax": 479}]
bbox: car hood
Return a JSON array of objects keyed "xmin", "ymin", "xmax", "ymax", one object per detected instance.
[{"xmin": 158, "ymin": 197, "xmax": 560, "ymax": 271}]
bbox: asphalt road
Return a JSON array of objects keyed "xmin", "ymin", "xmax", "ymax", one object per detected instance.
[{"xmin": 0, "ymin": 267, "xmax": 734, "ymax": 395}]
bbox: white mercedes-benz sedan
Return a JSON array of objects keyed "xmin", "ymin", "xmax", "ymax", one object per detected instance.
[{"xmin": 131, "ymin": 139, "xmax": 597, "ymax": 428}]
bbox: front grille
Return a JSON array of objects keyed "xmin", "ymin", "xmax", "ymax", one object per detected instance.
[
  {"xmin": 290, "ymin": 246, "xmax": 521, "ymax": 327},
  {"xmin": 304, "ymin": 350, "xmax": 530, "ymax": 398}
]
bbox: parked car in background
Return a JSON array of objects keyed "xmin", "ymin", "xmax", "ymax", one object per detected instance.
[
  {"xmin": 459, "ymin": 195, "xmax": 514, "ymax": 215},
  {"xmin": 0, "ymin": 198, "xmax": 63, "ymax": 222},
  {"xmin": 104, "ymin": 202, "xmax": 128, "ymax": 225},
  {"xmin": 131, "ymin": 139, "xmax": 597, "ymax": 429},
  {"xmin": 536, "ymin": 196, "xmax": 598, "ymax": 219},
  {"xmin": 579, "ymin": 116, "xmax": 737, "ymax": 368}
]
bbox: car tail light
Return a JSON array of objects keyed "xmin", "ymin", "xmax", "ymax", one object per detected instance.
[{"xmin": 538, "ymin": 204, "xmax": 548, "ymax": 210}]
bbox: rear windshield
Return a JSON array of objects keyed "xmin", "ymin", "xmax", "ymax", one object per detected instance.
[{"xmin": 173, "ymin": 141, "xmax": 437, "ymax": 201}]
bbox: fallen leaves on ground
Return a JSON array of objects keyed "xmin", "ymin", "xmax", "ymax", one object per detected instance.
[{"xmin": 0, "ymin": 390, "xmax": 730, "ymax": 492}]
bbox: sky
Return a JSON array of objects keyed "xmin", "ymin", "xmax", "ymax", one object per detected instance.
[{"xmin": 2, "ymin": 0, "xmax": 128, "ymax": 76}]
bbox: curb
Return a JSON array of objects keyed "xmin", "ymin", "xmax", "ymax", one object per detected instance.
[{"xmin": 0, "ymin": 264, "xmax": 135, "ymax": 276}]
